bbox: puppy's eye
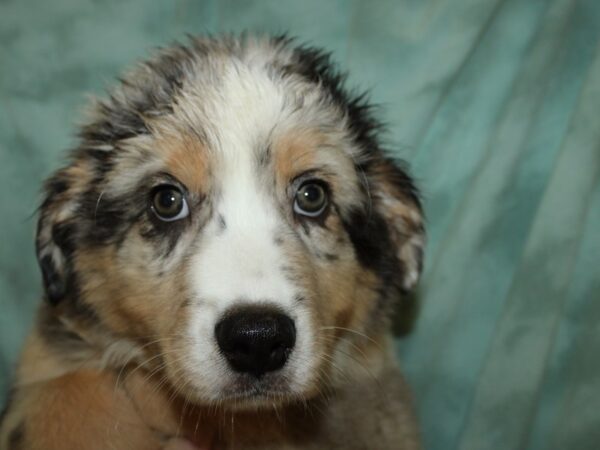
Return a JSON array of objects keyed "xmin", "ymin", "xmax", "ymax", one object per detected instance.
[
  {"xmin": 294, "ymin": 182, "xmax": 328, "ymax": 217},
  {"xmin": 151, "ymin": 185, "xmax": 189, "ymax": 222}
]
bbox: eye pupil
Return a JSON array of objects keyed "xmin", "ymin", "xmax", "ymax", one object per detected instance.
[
  {"xmin": 152, "ymin": 186, "xmax": 185, "ymax": 220},
  {"xmin": 295, "ymin": 182, "xmax": 327, "ymax": 216},
  {"xmin": 158, "ymin": 191, "xmax": 177, "ymax": 209},
  {"xmin": 302, "ymin": 186, "xmax": 321, "ymax": 203}
]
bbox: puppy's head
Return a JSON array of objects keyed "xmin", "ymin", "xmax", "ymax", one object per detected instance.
[{"xmin": 36, "ymin": 36, "xmax": 424, "ymax": 408}]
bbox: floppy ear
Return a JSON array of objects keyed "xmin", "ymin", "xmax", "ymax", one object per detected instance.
[
  {"xmin": 368, "ymin": 157, "xmax": 425, "ymax": 292},
  {"xmin": 36, "ymin": 169, "xmax": 80, "ymax": 305}
]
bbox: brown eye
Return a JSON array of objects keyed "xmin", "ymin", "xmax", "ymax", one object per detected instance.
[
  {"xmin": 294, "ymin": 182, "xmax": 328, "ymax": 217},
  {"xmin": 151, "ymin": 185, "xmax": 188, "ymax": 221}
]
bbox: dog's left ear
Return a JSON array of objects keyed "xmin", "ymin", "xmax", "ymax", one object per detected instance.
[
  {"xmin": 368, "ymin": 157, "xmax": 425, "ymax": 292},
  {"xmin": 36, "ymin": 168, "xmax": 80, "ymax": 305}
]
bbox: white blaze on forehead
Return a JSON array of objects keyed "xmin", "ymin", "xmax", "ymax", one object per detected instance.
[
  {"xmin": 182, "ymin": 60, "xmax": 293, "ymax": 154},
  {"xmin": 188, "ymin": 62, "xmax": 296, "ymax": 310},
  {"xmin": 176, "ymin": 61, "xmax": 322, "ymax": 397}
]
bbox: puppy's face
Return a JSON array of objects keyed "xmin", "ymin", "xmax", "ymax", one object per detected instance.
[{"xmin": 36, "ymin": 37, "xmax": 424, "ymax": 408}]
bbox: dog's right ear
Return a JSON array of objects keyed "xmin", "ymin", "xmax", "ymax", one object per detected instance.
[{"xmin": 36, "ymin": 168, "xmax": 80, "ymax": 305}]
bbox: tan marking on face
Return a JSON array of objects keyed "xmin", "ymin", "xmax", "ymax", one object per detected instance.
[
  {"xmin": 162, "ymin": 132, "xmax": 210, "ymax": 193},
  {"xmin": 276, "ymin": 206, "xmax": 384, "ymax": 369},
  {"xmin": 314, "ymin": 256, "xmax": 385, "ymax": 380},
  {"xmin": 273, "ymin": 128, "xmax": 363, "ymax": 219},
  {"xmin": 73, "ymin": 242, "xmax": 191, "ymax": 345},
  {"xmin": 322, "ymin": 258, "xmax": 379, "ymax": 329},
  {"xmin": 273, "ymin": 129, "xmax": 323, "ymax": 183}
]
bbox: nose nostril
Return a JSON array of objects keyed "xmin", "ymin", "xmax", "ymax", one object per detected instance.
[
  {"xmin": 270, "ymin": 342, "xmax": 283, "ymax": 353},
  {"xmin": 215, "ymin": 307, "xmax": 296, "ymax": 377}
]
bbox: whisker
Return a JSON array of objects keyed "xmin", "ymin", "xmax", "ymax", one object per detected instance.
[{"xmin": 319, "ymin": 326, "xmax": 382, "ymax": 351}]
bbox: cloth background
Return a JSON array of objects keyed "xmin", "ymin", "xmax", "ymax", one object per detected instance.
[{"xmin": 1, "ymin": 1, "xmax": 599, "ymax": 449}]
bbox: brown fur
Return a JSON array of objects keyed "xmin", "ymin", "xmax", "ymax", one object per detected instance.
[{"xmin": 162, "ymin": 133, "xmax": 211, "ymax": 195}]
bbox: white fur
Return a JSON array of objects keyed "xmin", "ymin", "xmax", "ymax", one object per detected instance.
[{"xmin": 182, "ymin": 63, "xmax": 318, "ymax": 400}]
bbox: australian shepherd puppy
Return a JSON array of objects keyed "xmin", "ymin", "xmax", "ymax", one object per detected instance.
[{"xmin": 0, "ymin": 35, "xmax": 424, "ymax": 450}]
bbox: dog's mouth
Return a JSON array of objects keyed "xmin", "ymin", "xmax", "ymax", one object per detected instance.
[
  {"xmin": 217, "ymin": 372, "xmax": 298, "ymax": 408},
  {"xmin": 158, "ymin": 361, "xmax": 304, "ymax": 411}
]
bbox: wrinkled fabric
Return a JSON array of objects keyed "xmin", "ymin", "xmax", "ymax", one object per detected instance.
[{"xmin": 0, "ymin": 1, "xmax": 598, "ymax": 449}]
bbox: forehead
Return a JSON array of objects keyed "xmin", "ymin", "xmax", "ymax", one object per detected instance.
[{"xmin": 109, "ymin": 58, "xmax": 360, "ymax": 197}]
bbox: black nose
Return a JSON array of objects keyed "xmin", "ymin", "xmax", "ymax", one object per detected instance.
[{"xmin": 215, "ymin": 308, "xmax": 296, "ymax": 377}]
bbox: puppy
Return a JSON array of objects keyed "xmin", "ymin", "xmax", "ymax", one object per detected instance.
[{"xmin": 0, "ymin": 35, "xmax": 425, "ymax": 450}]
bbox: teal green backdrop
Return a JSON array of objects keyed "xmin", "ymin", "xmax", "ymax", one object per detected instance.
[{"xmin": 1, "ymin": 1, "xmax": 599, "ymax": 449}]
